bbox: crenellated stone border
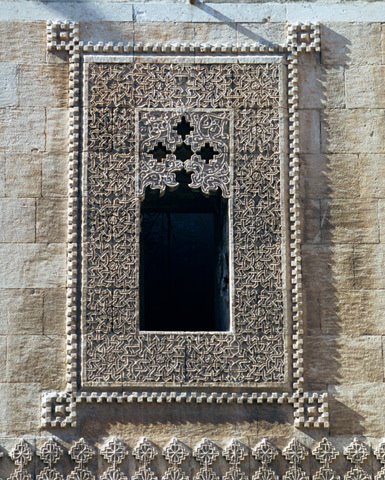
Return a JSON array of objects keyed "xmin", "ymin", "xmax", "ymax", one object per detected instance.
[{"xmin": 43, "ymin": 21, "xmax": 325, "ymax": 429}]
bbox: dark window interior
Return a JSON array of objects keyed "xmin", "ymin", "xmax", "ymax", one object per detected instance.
[{"xmin": 139, "ymin": 172, "xmax": 230, "ymax": 332}]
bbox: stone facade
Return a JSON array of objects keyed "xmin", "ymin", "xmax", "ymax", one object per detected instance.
[{"xmin": 0, "ymin": 2, "xmax": 385, "ymax": 479}]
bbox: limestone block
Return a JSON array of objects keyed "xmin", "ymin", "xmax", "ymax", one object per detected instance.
[
  {"xmin": 321, "ymin": 23, "xmax": 382, "ymax": 66},
  {"xmin": 0, "ymin": 108, "xmax": 45, "ymax": 152},
  {"xmin": 46, "ymin": 50, "xmax": 68, "ymax": 65},
  {"xmin": 0, "ymin": 63, "xmax": 17, "ymax": 107},
  {"xmin": 42, "ymin": 152, "xmax": 67, "ymax": 198},
  {"xmin": 43, "ymin": 288, "xmax": 66, "ymax": 336},
  {"xmin": 134, "ymin": 3, "xmax": 286, "ymax": 23},
  {"xmin": 194, "ymin": 23, "xmax": 237, "ymax": 45},
  {"xmin": 329, "ymin": 383, "xmax": 385, "ymax": 436},
  {"xmin": 0, "ymin": 383, "xmax": 41, "ymax": 434},
  {"xmin": 0, "ymin": 244, "xmax": 66, "ymax": 288},
  {"xmin": 354, "ymin": 244, "xmax": 385, "ymax": 289},
  {"xmin": 0, "ymin": 289, "xmax": 43, "ymax": 335},
  {"xmin": 18, "ymin": 64, "xmax": 68, "ymax": 108},
  {"xmin": 0, "ymin": 151, "xmax": 5, "ymax": 197},
  {"xmin": 133, "ymin": 22, "xmax": 194, "ymax": 44},
  {"xmin": 236, "ymin": 22, "xmax": 286, "ymax": 47},
  {"xmin": 45, "ymin": 108, "xmax": 69, "ymax": 153},
  {"xmin": 303, "ymin": 288, "xmax": 321, "ymax": 335},
  {"xmin": 320, "ymin": 289, "xmax": 385, "ymax": 336},
  {"xmin": 0, "ymin": 198, "xmax": 35, "ymax": 242},
  {"xmin": 321, "ymin": 109, "xmax": 385, "ymax": 154},
  {"xmin": 345, "ymin": 66, "xmax": 385, "ymax": 108},
  {"xmin": 299, "ymin": 110, "xmax": 320, "ymax": 154},
  {"xmin": 80, "ymin": 21, "xmax": 134, "ymax": 43},
  {"xmin": 36, "ymin": 198, "xmax": 67, "ymax": 243},
  {"xmin": 378, "ymin": 200, "xmax": 385, "ymax": 242},
  {"xmin": 5, "ymin": 152, "xmax": 41, "ymax": 197},
  {"xmin": 302, "ymin": 244, "xmax": 355, "ymax": 290},
  {"xmin": 298, "ymin": 60, "xmax": 345, "ymax": 109},
  {"xmin": 381, "ymin": 24, "xmax": 385, "ymax": 64},
  {"xmin": 300, "ymin": 154, "xmax": 360, "ymax": 200},
  {"xmin": 305, "ymin": 335, "xmax": 383, "ymax": 384},
  {"xmin": 0, "ymin": 336, "xmax": 6, "ymax": 382},
  {"xmin": 359, "ymin": 155, "xmax": 385, "ymax": 199},
  {"xmin": 0, "ymin": 22, "xmax": 46, "ymax": 64},
  {"xmin": 6, "ymin": 334, "xmax": 65, "ymax": 389},
  {"xmin": 303, "ymin": 198, "xmax": 321, "ymax": 244},
  {"xmin": 320, "ymin": 199, "xmax": 379, "ymax": 244}
]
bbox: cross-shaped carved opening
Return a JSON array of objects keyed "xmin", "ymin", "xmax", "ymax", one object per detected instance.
[
  {"xmin": 173, "ymin": 116, "xmax": 194, "ymax": 140},
  {"xmin": 174, "ymin": 142, "xmax": 194, "ymax": 162},
  {"xmin": 148, "ymin": 141, "xmax": 172, "ymax": 162},
  {"xmin": 196, "ymin": 142, "xmax": 219, "ymax": 163}
]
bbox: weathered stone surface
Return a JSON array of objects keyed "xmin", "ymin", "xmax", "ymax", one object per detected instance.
[
  {"xmin": 320, "ymin": 199, "xmax": 379, "ymax": 244},
  {"xmin": 305, "ymin": 335, "xmax": 383, "ymax": 384},
  {"xmin": 354, "ymin": 244, "xmax": 385, "ymax": 289},
  {"xmin": 36, "ymin": 198, "xmax": 67, "ymax": 243},
  {"xmin": 0, "ymin": 21, "xmax": 46, "ymax": 64},
  {"xmin": 299, "ymin": 60, "xmax": 345, "ymax": 109},
  {"xmin": 321, "ymin": 109, "xmax": 385, "ymax": 154},
  {"xmin": 0, "ymin": 336, "xmax": 7, "ymax": 382},
  {"xmin": 81, "ymin": 21, "xmax": 134, "ymax": 43},
  {"xmin": 346, "ymin": 66, "xmax": 385, "ymax": 108},
  {"xmin": 0, "ymin": 108, "xmax": 45, "ymax": 152},
  {"xmin": 381, "ymin": 23, "xmax": 385, "ymax": 64},
  {"xmin": 45, "ymin": 108, "xmax": 68, "ymax": 153},
  {"xmin": 0, "ymin": 382, "xmax": 41, "ymax": 434},
  {"xmin": 0, "ymin": 151, "xmax": 5, "ymax": 197},
  {"xmin": 0, "ymin": 289, "xmax": 43, "ymax": 335},
  {"xmin": 359, "ymin": 154, "xmax": 385, "ymax": 199},
  {"xmin": 134, "ymin": 21, "xmax": 194, "ymax": 44},
  {"xmin": 0, "ymin": 198, "xmax": 35, "ymax": 242},
  {"xmin": 302, "ymin": 244, "xmax": 355, "ymax": 290},
  {"xmin": 18, "ymin": 64, "xmax": 68, "ymax": 108},
  {"xmin": 43, "ymin": 288, "xmax": 66, "ymax": 336},
  {"xmin": 303, "ymin": 288, "xmax": 321, "ymax": 335},
  {"xmin": 300, "ymin": 154, "xmax": 360, "ymax": 200},
  {"xmin": 42, "ymin": 152, "xmax": 67, "ymax": 197},
  {"xmin": 6, "ymin": 334, "xmax": 65, "ymax": 389},
  {"xmin": 5, "ymin": 153, "xmax": 41, "ymax": 197},
  {"xmin": 236, "ymin": 22, "xmax": 286, "ymax": 46},
  {"xmin": 299, "ymin": 109, "xmax": 320, "ymax": 154},
  {"xmin": 0, "ymin": 244, "xmax": 66, "ymax": 288},
  {"xmin": 321, "ymin": 23, "xmax": 382, "ymax": 66},
  {"xmin": 303, "ymin": 198, "xmax": 321, "ymax": 244},
  {"xmin": 0, "ymin": 62, "xmax": 17, "ymax": 107},
  {"xmin": 329, "ymin": 384, "xmax": 385, "ymax": 436},
  {"xmin": 320, "ymin": 289, "xmax": 385, "ymax": 336},
  {"xmin": 194, "ymin": 22, "xmax": 237, "ymax": 44}
]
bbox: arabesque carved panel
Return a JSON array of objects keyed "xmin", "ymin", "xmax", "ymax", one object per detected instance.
[{"xmin": 82, "ymin": 60, "xmax": 287, "ymax": 387}]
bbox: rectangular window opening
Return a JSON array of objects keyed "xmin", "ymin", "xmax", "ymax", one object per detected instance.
[{"xmin": 139, "ymin": 182, "xmax": 230, "ymax": 332}]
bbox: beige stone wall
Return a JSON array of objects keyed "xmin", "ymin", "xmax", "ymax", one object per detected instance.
[
  {"xmin": 0, "ymin": 10, "xmax": 385, "ymax": 474},
  {"xmin": 0, "ymin": 20, "xmax": 68, "ymax": 435}
]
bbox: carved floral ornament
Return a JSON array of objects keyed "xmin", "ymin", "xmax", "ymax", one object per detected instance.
[
  {"xmin": 137, "ymin": 110, "xmax": 231, "ymax": 198},
  {"xmin": 43, "ymin": 21, "xmax": 325, "ymax": 428}
]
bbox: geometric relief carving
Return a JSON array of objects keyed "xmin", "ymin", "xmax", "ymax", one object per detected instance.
[{"xmin": 83, "ymin": 60, "xmax": 287, "ymax": 387}]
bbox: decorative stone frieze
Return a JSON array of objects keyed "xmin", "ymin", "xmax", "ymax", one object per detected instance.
[{"xmin": 0, "ymin": 437, "xmax": 384, "ymax": 480}]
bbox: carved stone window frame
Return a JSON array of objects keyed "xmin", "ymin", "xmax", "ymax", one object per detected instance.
[{"xmin": 43, "ymin": 21, "xmax": 328, "ymax": 430}]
